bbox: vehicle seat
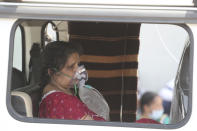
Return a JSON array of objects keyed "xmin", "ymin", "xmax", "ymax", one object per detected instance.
[
  {"xmin": 11, "ymin": 67, "xmax": 33, "ymax": 117},
  {"xmin": 14, "ymin": 84, "xmax": 42, "ymax": 117},
  {"xmin": 11, "ymin": 91, "xmax": 33, "ymax": 117},
  {"xmin": 11, "ymin": 68, "xmax": 26, "ymax": 90},
  {"xmin": 28, "ymin": 43, "xmax": 42, "ymax": 85}
]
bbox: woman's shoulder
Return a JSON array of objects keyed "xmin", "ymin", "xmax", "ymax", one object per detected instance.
[
  {"xmin": 40, "ymin": 91, "xmax": 87, "ymax": 113},
  {"xmin": 41, "ymin": 90, "xmax": 80, "ymax": 103},
  {"xmin": 44, "ymin": 90, "xmax": 70, "ymax": 98}
]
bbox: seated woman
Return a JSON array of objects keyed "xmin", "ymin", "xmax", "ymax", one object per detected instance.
[
  {"xmin": 39, "ymin": 41, "xmax": 105, "ymax": 121},
  {"xmin": 136, "ymin": 92, "xmax": 169, "ymax": 124}
]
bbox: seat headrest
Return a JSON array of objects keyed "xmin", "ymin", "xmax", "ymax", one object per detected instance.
[{"xmin": 11, "ymin": 91, "xmax": 33, "ymax": 117}]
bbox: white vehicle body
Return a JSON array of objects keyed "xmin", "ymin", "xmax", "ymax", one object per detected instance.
[{"xmin": 0, "ymin": 0, "xmax": 196, "ymax": 130}]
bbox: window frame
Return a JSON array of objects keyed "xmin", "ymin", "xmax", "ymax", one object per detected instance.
[
  {"xmin": 1, "ymin": 2, "xmax": 197, "ymax": 23},
  {"xmin": 20, "ymin": 24, "xmax": 26, "ymax": 78},
  {"xmin": 6, "ymin": 17, "xmax": 193, "ymax": 129}
]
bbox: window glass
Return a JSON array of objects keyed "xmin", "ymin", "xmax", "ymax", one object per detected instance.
[
  {"xmin": 8, "ymin": 20, "xmax": 192, "ymax": 128},
  {"xmin": 138, "ymin": 24, "xmax": 188, "ymax": 93},
  {"xmin": 137, "ymin": 24, "xmax": 189, "ymax": 124},
  {"xmin": 13, "ymin": 26, "xmax": 23, "ymax": 71}
]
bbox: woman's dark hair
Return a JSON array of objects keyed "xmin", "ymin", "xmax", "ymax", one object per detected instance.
[
  {"xmin": 40, "ymin": 41, "xmax": 82, "ymax": 88},
  {"xmin": 140, "ymin": 92, "xmax": 158, "ymax": 113}
]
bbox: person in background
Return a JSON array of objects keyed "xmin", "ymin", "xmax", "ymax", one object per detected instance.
[{"xmin": 136, "ymin": 92, "xmax": 170, "ymax": 124}]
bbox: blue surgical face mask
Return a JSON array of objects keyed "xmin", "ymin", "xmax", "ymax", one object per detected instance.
[{"xmin": 149, "ymin": 109, "xmax": 164, "ymax": 120}]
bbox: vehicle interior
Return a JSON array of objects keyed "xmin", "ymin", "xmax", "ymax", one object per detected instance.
[{"xmin": 10, "ymin": 20, "xmax": 192, "ymax": 124}]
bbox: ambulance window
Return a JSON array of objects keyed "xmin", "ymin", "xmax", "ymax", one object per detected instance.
[{"xmin": 7, "ymin": 20, "xmax": 193, "ymax": 129}]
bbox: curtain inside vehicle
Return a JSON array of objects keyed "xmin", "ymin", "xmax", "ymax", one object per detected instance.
[{"xmin": 69, "ymin": 22, "xmax": 140, "ymax": 122}]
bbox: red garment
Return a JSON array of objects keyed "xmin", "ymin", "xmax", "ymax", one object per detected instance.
[
  {"xmin": 136, "ymin": 118, "xmax": 160, "ymax": 124},
  {"xmin": 39, "ymin": 91, "xmax": 105, "ymax": 121}
]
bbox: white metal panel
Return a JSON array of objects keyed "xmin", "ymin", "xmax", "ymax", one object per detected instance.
[{"xmin": 21, "ymin": 0, "xmax": 194, "ymax": 6}]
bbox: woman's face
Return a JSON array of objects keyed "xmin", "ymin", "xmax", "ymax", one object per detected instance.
[{"xmin": 52, "ymin": 52, "xmax": 80, "ymax": 89}]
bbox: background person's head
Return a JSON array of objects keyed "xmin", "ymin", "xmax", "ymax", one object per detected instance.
[
  {"xmin": 40, "ymin": 41, "xmax": 82, "ymax": 90},
  {"xmin": 140, "ymin": 92, "xmax": 164, "ymax": 120}
]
